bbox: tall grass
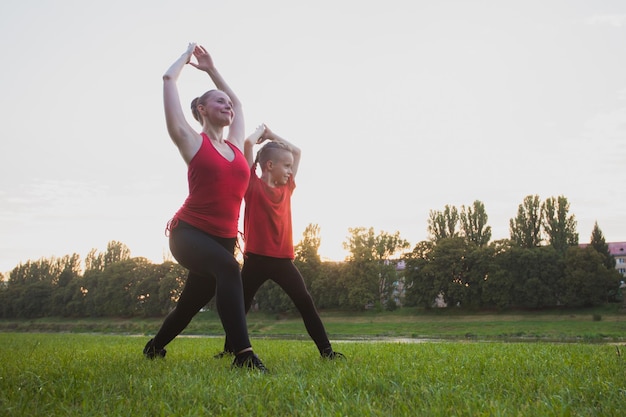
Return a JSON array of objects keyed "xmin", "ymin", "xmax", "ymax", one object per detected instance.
[{"xmin": 1, "ymin": 333, "xmax": 625, "ymax": 416}]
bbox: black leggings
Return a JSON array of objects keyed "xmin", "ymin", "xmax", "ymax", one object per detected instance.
[
  {"xmin": 152, "ymin": 220, "xmax": 251, "ymax": 353},
  {"xmin": 225, "ymin": 253, "xmax": 331, "ymax": 353}
]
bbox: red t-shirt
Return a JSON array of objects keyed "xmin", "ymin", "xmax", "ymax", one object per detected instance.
[
  {"xmin": 172, "ymin": 134, "xmax": 250, "ymax": 238},
  {"xmin": 243, "ymin": 168, "xmax": 296, "ymax": 259}
]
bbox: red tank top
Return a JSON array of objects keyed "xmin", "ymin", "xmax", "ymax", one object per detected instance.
[
  {"xmin": 172, "ymin": 134, "xmax": 250, "ymax": 238},
  {"xmin": 243, "ymin": 169, "xmax": 296, "ymax": 259}
]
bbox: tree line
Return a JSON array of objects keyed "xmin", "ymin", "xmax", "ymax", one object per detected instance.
[{"xmin": 0, "ymin": 195, "xmax": 622, "ymax": 318}]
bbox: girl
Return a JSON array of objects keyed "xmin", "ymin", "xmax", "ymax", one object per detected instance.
[{"xmin": 217, "ymin": 124, "xmax": 344, "ymax": 360}]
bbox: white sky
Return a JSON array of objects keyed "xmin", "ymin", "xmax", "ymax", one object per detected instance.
[{"xmin": 1, "ymin": 0, "xmax": 625, "ymax": 274}]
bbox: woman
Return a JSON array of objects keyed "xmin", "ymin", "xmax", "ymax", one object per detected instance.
[{"xmin": 143, "ymin": 43, "xmax": 267, "ymax": 372}]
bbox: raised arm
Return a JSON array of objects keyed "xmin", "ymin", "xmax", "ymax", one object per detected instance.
[
  {"xmin": 244, "ymin": 124, "xmax": 267, "ymax": 168},
  {"xmin": 190, "ymin": 46, "xmax": 245, "ymax": 150},
  {"xmin": 264, "ymin": 126, "xmax": 301, "ymax": 178},
  {"xmin": 163, "ymin": 43, "xmax": 202, "ymax": 164}
]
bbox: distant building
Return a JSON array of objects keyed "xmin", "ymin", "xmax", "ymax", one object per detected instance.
[{"xmin": 608, "ymin": 242, "xmax": 626, "ymax": 277}]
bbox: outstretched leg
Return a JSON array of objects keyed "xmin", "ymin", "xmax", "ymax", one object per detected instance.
[
  {"xmin": 221, "ymin": 255, "xmax": 268, "ymax": 354},
  {"xmin": 246, "ymin": 254, "xmax": 343, "ymax": 358},
  {"xmin": 151, "ymin": 270, "xmax": 216, "ymax": 350},
  {"xmin": 148, "ymin": 220, "xmax": 257, "ymax": 362}
]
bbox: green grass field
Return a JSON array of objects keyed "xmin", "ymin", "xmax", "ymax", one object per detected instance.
[
  {"xmin": 1, "ymin": 333, "xmax": 625, "ymax": 416},
  {"xmin": 1, "ymin": 308, "xmax": 626, "ymax": 416}
]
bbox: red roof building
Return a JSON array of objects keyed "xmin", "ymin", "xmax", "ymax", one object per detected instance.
[{"xmin": 608, "ymin": 242, "xmax": 626, "ymax": 277}]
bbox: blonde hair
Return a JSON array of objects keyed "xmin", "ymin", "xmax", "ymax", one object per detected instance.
[
  {"xmin": 190, "ymin": 90, "xmax": 218, "ymax": 123},
  {"xmin": 255, "ymin": 142, "xmax": 291, "ymax": 170}
]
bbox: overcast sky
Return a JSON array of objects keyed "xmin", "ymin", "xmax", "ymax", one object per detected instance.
[{"xmin": 1, "ymin": 0, "xmax": 625, "ymax": 274}]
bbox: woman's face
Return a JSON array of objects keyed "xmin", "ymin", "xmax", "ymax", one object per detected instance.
[{"xmin": 201, "ymin": 90, "xmax": 234, "ymax": 127}]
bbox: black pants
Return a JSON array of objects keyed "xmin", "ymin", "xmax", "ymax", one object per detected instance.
[
  {"xmin": 225, "ymin": 253, "xmax": 331, "ymax": 354},
  {"xmin": 152, "ymin": 220, "xmax": 251, "ymax": 353}
]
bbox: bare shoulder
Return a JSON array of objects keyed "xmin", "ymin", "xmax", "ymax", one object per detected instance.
[{"xmin": 174, "ymin": 130, "xmax": 203, "ymax": 164}]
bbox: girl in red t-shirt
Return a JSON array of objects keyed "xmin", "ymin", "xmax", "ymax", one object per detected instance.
[{"xmin": 217, "ymin": 124, "xmax": 345, "ymax": 360}]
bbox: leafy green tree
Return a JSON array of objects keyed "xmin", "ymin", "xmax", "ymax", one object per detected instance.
[
  {"xmin": 520, "ymin": 246, "xmax": 562, "ymax": 308},
  {"xmin": 294, "ymin": 223, "xmax": 346, "ymax": 309},
  {"xmin": 8, "ymin": 257, "xmax": 62, "ymax": 286},
  {"xmin": 0, "ymin": 273, "xmax": 5, "ymax": 316},
  {"xmin": 56, "ymin": 254, "xmax": 81, "ymax": 287},
  {"xmin": 79, "ymin": 241, "xmax": 135, "ymax": 316},
  {"xmin": 94, "ymin": 258, "xmax": 150, "ymax": 316},
  {"xmin": 104, "ymin": 240, "xmax": 132, "ymax": 267},
  {"xmin": 60, "ymin": 279, "xmax": 90, "ymax": 317},
  {"xmin": 428, "ymin": 205, "xmax": 459, "ymax": 241},
  {"xmin": 132, "ymin": 261, "xmax": 178, "ymax": 317},
  {"xmin": 459, "ymin": 243, "xmax": 496, "ymax": 307},
  {"xmin": 509, "ymin": 195, "xmax": 543, "ymax": 248},
  {"xmin": 157, "ymin": 262, "xmax": 187, "ymax": 311},
  {"xmin": 341, "ymin": 227, "xmax": 379, "ymax": 309},
  {"xmin": 84, "ymin": 240, "xmax": 131, "ymax": 273},
  {"xmin": 497, "ymin": 245, "xmax": 562, "ymax": 308},
  {"xmin": 84, "ymin": 248, "xmax": 105, "ymax": 273},
  {"xmin": 559, "ymin": 246, "xmax": 621, "ymax": 307},
  {"xmin": 403, "ymin": 240, "xmax": 436, "ymax": 307},
  {"xmin": 294, "ymin": 223, "xmax": 323, "ymax": 290},
  {"xmin": 4, "ymin": 256, "xmax": 80, "ymax": 317},
  {"xmin": 430, "ymin": 237, "xmax": 469, "ymax": 307},
  {"xmin": 81, "ymin": 266, "xmax": 102, "ymax": 316},
  {"xmin": 589, "ymin": 222, "xmax": 615, "ymax": 269},
  {"xmin": 310, "ymin": 262, "xmax": 345, "ymax": 309},
  {"xmin": 481, "ymin": 240, "xmax": 516, "ymax": 308},
  {"xmin": 49, "ymin": 254, "xmax": 82, "ymax": 316},
  {"xmin": 341, "ymin": 227, "xmax": 409, "ymax": 309},
  {"xmin": 0, "ymin": 284, "xmax": 9, "ymax": 318},
  {"xmin": 405, "ymin": 237, "xmax": 496, "ymax": 309},
  {"xmin": 543, "ymin": 195, "xmax": 578, "ymax": 253},
  {"xmin": 295, "ymin": 224, "xmax": 322, "ymax": 265},
  {"xmin": 21, "ymin": 282, "xmax": 53, "ymax": 318},
  {"xmin": 373, "ymin": 230, "xmax": 410, "ymax": 305},
  {"xmin": 460, "ymin": 200, "xmax": 492, "ymax": 247},
  {"xmin": 404, "ymin": 238, "xmax": 469, "ymax": 308},
  {"xmin": 80, "ymin": 256, "xmax": 145, "ymax": 317}
]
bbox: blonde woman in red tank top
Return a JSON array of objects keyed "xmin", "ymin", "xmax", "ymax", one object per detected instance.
[{"xmin": 143, "ymin": 43, "xmax": 267, "ymax": 372}]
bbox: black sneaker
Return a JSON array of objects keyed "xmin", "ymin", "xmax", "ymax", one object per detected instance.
[
  {"xmin": 213, "ymin": 350, "xmax": 234, "ymax": 359},
  {"xmin": 321, "ymin": 348, "xmax": 346, "ymax": 360},
  {"xmin": 143, "ymin": 338, "xmax": 166, "ymax": 359},
  {"xmin": 232, "ymin": 352, "xmax": 269, "ymax": 373}
]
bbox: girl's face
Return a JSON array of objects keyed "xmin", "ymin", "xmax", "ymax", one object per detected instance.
[
  {"xmin": 268, "ymin": 150, "xmax": 294, "ymax": 185},
  {"xmin": 200, "ymin": 91, "xmax": 234, "ymax": 127}
]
